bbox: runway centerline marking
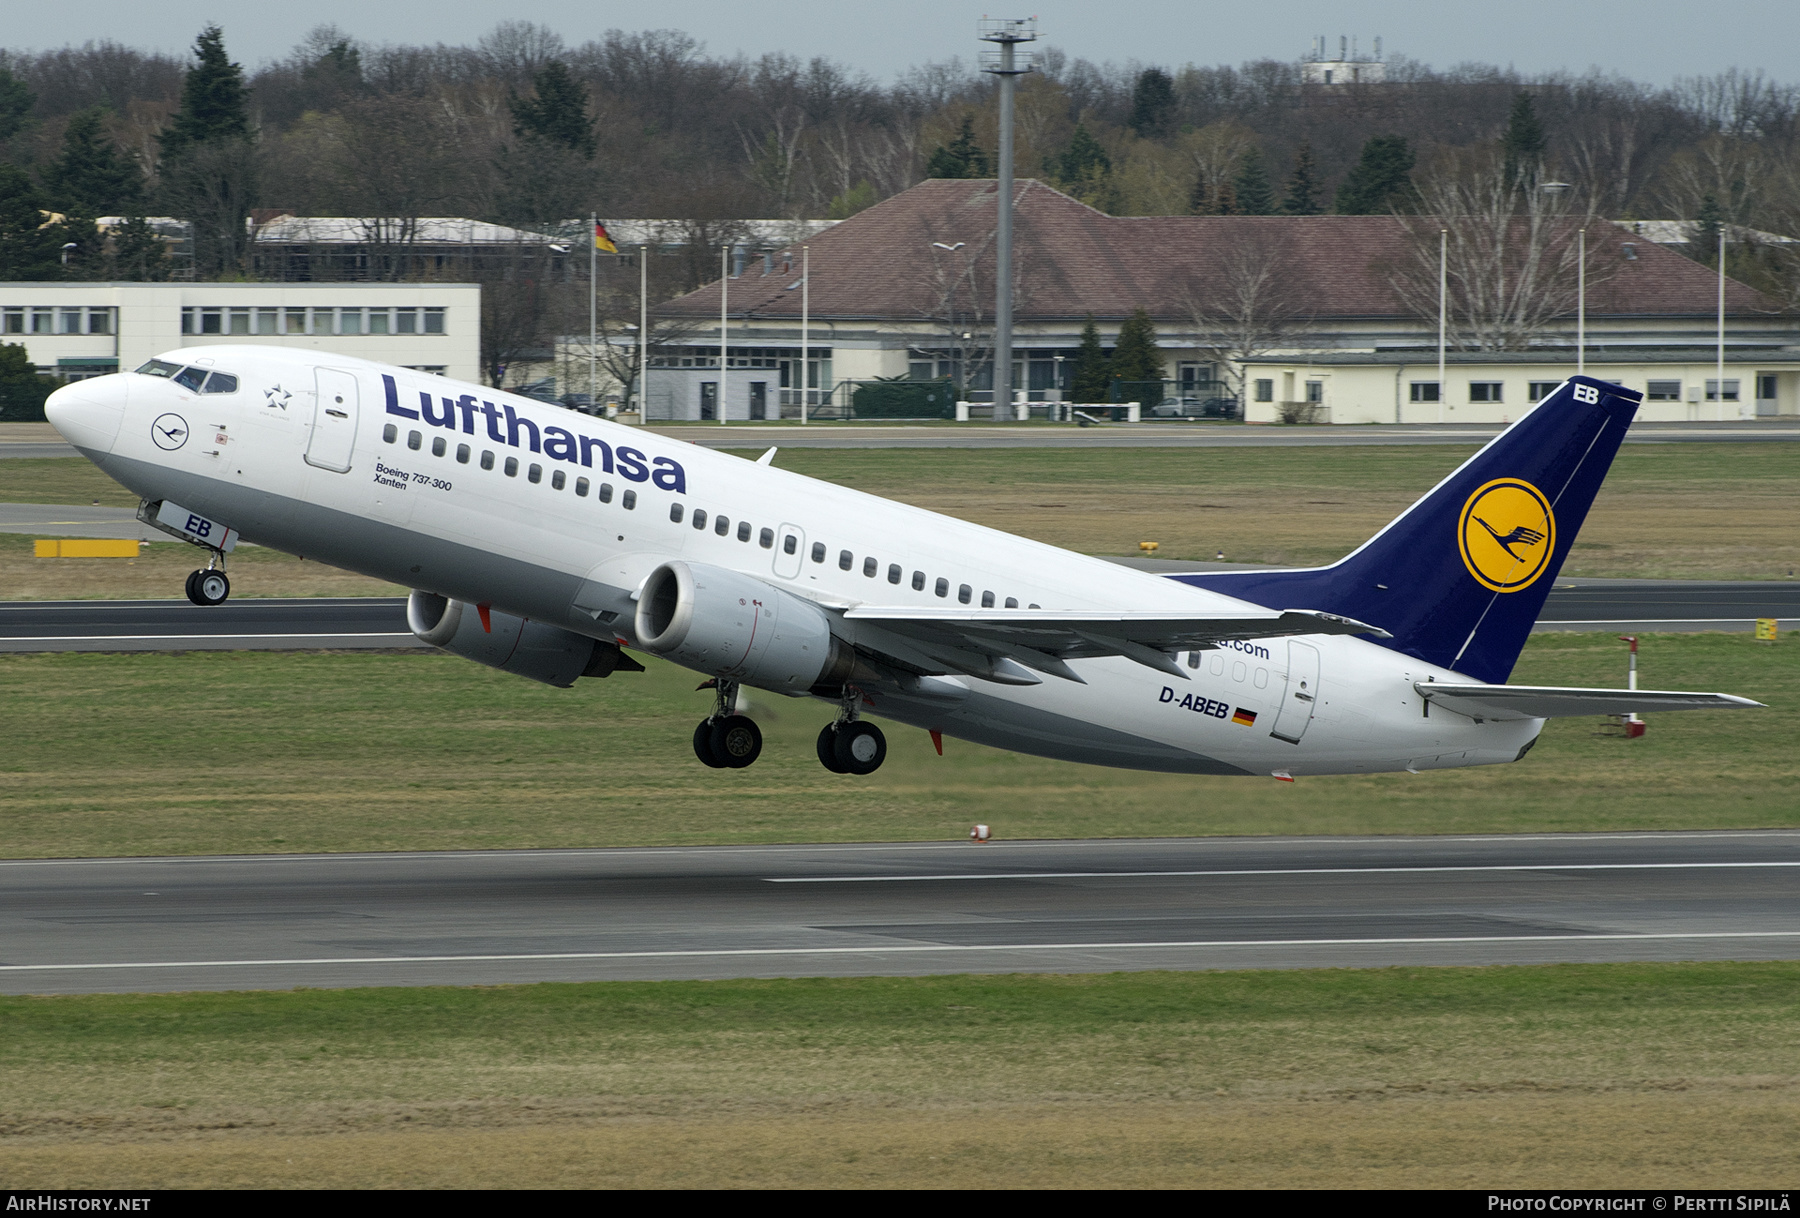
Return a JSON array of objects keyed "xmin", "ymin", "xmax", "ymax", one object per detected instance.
[
  {"xmin": 767, "ymin": 861, "xmax": 1800, "ymax": 883},
  {"xmin": 6, "ymin": 931, "xmax": 1800, "ymax": 973}
]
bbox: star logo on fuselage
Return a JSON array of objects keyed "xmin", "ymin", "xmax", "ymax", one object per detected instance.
[{"xmin": 264, "ymin": 384, "xmax": 291, "ymax": 410}]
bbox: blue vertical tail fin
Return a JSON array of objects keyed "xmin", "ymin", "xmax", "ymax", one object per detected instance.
[{"xmin": 1175, "ymin": 376, "xmax": 1641, "ymax": 684}]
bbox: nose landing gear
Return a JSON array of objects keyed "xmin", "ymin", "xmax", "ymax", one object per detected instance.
[
  {"xmin": 184, "ymin": 561, "xmax": 230, "ymax": 606},
  {"xmin": 692, "ymin": 679, "xmax": 764, "ymax": 769}
]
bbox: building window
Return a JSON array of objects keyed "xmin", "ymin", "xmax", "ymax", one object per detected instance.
[
  {"xmin": 339, "ymin": 308, "xmax": 362, "ymax": 336},
  {"xmin": 3, "ymin": 308, "xmax": 21, "ymax": 334},
  {"xmin": 1469, "ymin": 382, "xmax": 1503, "ymax": 403},
  {"xmin": 229, "ymin": 308, "xmax": 251, "ymax": 335},
  {"xmin": 313, "ymin": 308, "xmax": 335, "ymax": 335},
  {"xmin": 367, "ymin": 309, "xmax": 390, "ymax": 335},
  {"xmin": 424, "ymin": 308, "xmax": 445, "ymax": 334},
  {"xmin": 32, "ymin": 308, "xmax": 54, "ymax": 334},
  {"xmin": 256, "ymin": 309, "xmax": 278, "ymax": 335},
  {"xmin": 286, "ymin": 308, "xmax": 308, "ymax": 335},
  {"xmin": 1254, "ymin": 379, "xmax": 1274, "ymax": 402},
  {"xmin": 1529, "ymin": 381, "xmax": 1563, "ymax": 400},
  {"xmin": 87, "ymin": 308, "xmax": 111, "ymax": 334},
  {"xmin": 59, "ymin": 309, "xmax": 82, "ymax": 334},
  {"xmin": 1304, "ymin": 380, "xmax": 1324, "ymax": 404},
  {"xmin": 395, "ymin": 309, "xmax": 417, "ymax": 334},
  {"xmin": 1758, "ymin": 374, "xmax": 1777, "ymax": 401},
  {"xmin": 1409, "ymin": 382, "xmax": 1441, "ymax": 403},
  {"xmin": 1706, "ymin": 379, "xmax": 1740, "ymax": 402},
  {"xmin": 1646, "ymin": 380, "xmax": 1682, "ymax": 401}
]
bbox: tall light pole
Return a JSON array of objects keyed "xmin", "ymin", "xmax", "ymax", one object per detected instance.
[
  {"xmin": 720, "ymin": 245, "xmax": 729, "ymax": 426},
  {"xmin": 1577, "ymin": 226, "xmax": 1587, "ymax": 376},
  {"xmin": 588, "ymin": 212, "xmax": 597, "ymax": 411},
  {"xmin": 1437, "ymin": 228, "xmax": 1447, "ymax": 425},
  {"xmin": 980, "ymin": 17, "xmax": 1036, "ymax": 422},
  {"xmin": 1717, "ymin": 224, "xmax": 1727, "ymax": 422},
  {"xmin": 638, "ymin": 244, "xmax": 648, "ymax": 419}
]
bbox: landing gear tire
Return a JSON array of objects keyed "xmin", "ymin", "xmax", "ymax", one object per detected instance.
[
  {"xmin": 832, "ymin": 721, "xmax": 887, "ymax": 776},
  {"xmin": 709, "ymin": 715, "xmax": 762, "ymax": 769},
  {"xmin": 693, "ymin": 720, "xmax": 729, "ymax": 768},
  {"xmin": 186, "ymin": 569, "xmax": 230, "ymax": 606},
  {"xmin": 816, "ymin": 724, "xmax": 848, "ymax": 774}
]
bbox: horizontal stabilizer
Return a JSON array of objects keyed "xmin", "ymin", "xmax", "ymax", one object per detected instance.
[{"xmin": 1416, "ymin": 682, "xmax": 1764, "ymax": 721}]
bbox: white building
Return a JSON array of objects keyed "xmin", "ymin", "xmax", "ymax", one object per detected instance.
[{"xmin": 1, "ymin": 282, "xmax": 481, "ymax": 382}]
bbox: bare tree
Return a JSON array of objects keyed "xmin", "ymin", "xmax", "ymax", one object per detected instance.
[
  {"xmin": 1182, "ymin": 227, "xmax": 1305, "ymax": 409},
  {"xmin": 1393, "ymin": 148, "xmax": 1608, "ymax": 352}
]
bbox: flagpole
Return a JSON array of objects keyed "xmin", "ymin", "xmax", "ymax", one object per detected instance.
[
  {"xmin": 1717, "ymin": 225, "xmax": 1726, "ymax": 423},
  {"xmin": 589, "ymin": 211, "xmax": 597, "ymax": 413},
  {"xmin": 800, "ymin": 244, "xmax": 809, "ymax": 426},
  {"xmin": 712, "ymin": 244, "xmax": 720, "ymax": 424},
  {"xmin": 1577, "ymin": 227, "xmax": 1586, "ymax": 376}
]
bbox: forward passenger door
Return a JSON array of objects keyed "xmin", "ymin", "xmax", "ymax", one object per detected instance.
[{"xmin": 306, "ymin": 368, "xmax": 360, "ymax": 473}]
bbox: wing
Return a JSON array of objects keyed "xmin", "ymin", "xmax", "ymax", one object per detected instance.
[
  {"xmin": 840, "ymin": 606, "xmax": 1388, "ymax": 685},
  {"xmin": 1416, "ymin": 682, "xmax": 1763, "ymax": 721}
]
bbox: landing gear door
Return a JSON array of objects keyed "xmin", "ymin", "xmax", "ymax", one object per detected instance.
[
  {"xmin": 306, "ymin": 368, "xmax": 359, "ymax": 473},
  {"xmin": 773, "ymin": 524, "xmax": 805, "ymax": 580},
  {"xmin": 1270, "ymin": 639, "xmax": 1321, "ymax": 744}
]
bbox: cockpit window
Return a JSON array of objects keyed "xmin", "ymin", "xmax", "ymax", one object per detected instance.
[
  {"xmin": 135, "ymin": 360, "xmax": 181, "ymax": 378},
  {"xmin": 172, "ymin": 366, "xmax": 207, "ymax": 392},
  {"xmin": 200, "ymin": 372, "xmax": 238, "ymax": 394}
]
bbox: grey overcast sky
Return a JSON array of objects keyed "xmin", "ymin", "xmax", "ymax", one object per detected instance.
[{"xmin": 6, "ymin": 1, "xmax": 1796, "ymax": 86}]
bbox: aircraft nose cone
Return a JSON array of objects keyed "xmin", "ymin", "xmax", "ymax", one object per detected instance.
[{"xmin": 45, "ymin": 374, "xmax": 128, "ymax": 457}]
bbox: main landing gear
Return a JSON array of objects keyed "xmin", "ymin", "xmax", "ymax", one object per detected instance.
[
  {"xmin": 816, "ymin": 688, "xmax": 887, "ymax": 776},
  {"xmin": 184, "ymin": 555, "xmax": 230, "ymax": 606},
  {"xmin": 692, "ymin": 679, "xmax": 764, "ymax": 769}
]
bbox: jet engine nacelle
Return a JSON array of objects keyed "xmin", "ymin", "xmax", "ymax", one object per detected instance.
[
  {"xmin": 634, "ymin": 560, "xmax": 853, "ymax": 692},
  {"xmin": 407, "ymin": 590, "xmax": 639, "ymax": 688}
]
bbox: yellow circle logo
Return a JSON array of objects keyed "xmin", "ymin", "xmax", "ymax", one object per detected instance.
[{"xmin": 1459, "ymin": 479, "xmax": 1556, "ymax": 593}]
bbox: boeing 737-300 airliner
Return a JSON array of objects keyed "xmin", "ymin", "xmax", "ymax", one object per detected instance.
[{"xmin": 44, "ymin": 348, "xmax": 1758, "ymax": 777}]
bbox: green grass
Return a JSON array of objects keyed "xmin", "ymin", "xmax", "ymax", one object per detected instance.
[
  {"xmin": 0, "ymin": 631, "xmax": 1790, "ymax": 859},
  {"xmin": 3, "ymin": 964, "xmax": 1796, "ymax": 1186}
]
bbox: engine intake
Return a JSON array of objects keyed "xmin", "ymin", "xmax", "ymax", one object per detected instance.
[
  {"xmin": 635, "ymin": 560, "xmax": 853, "ymax": 692},
  {"xmin": 407, "ymin": 590, "xmax": 641, "ymax": 688}
]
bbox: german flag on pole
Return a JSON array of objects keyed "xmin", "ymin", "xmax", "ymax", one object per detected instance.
[{"xmin": 594, "ymin": 220, "xmax": 618, "ymax": 254}]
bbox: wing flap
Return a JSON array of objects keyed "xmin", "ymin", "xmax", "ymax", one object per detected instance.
[{"xmin": 1416, "ymin": 682, "xmax": 1764, "ymax": 721}]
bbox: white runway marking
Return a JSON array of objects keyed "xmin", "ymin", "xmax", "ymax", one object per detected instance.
[
  {"xmin": 768, "ymin": 861, "xmax": 1800, "ymax": 883},
  {"xmin": 6, "ymin": 930, "xmax": 1800, "ymax": 973}
]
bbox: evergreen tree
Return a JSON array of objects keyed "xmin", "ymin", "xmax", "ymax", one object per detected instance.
[
  {"xmin": 926, "ymin": 117, "xmax": 989, "ymax": 178},
  {"xmin": 0, "ymin": 68, "xmax": 34, "ymax": 144},
  {"xmin": 1693, "ymin": 193, "xmax": 1725, "ymax": 263},
  {"xmin": 42, "ymin": 109, "xmax": 144, "ymax": 216},
  {"xmin": 1056, "ymin": 122, "xmax": 1111, "ymax": 184},
  {"xmin": 1233, "ymin": 147, "xmax": 1274, "ymax": 215},
  {"xmin": 1212, "ymin": 176, "xmax": 1240, "ymax": 215},
  {"xmin": 109, "ymin": 215, "xmax": 171, "ymax": 281},
  {"xmin": 0, "ymin": 342, "xmax": 57, "ymax": 422},
  {"xmin": 1109, "ymin": 308, "xmax": 1163, "ymax": 387},
  {"xmin": 1186, "ymin": 171, "xmax": 1209, "ymax": 215},
  {"xmin": 0, "ymin": 166, "xmax": 63, "ymax": 280},
  {"xmin": 1070, "ymin": 316, "xmax": 1110, "ymax": 403},
  {"xmin": 1279, "ymin": 141, "xmax": 1321, "ymax": 215},
  {"xmin": 158, "ymin": 25, "xmax": 250, "ymax": 158},
  {"xmin": 1334, "ymin": 135, "xmax": 1416, "ymax": 214},
  {"xmin": 510, "ymin": 61, "xmax": 596, "ymax": 158},
  {"xmin": 1129, "ymin": 68, "xmax": 1176, "ymax": 139},
  {"xmin": 1502, "ymin": 92, "xmax": 1547, "ymax": 187}
]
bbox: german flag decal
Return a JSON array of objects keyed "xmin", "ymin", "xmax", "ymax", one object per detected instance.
[{"xmin": 1232, "ymin": 707, "xmax": 1257, "ymax": 727}]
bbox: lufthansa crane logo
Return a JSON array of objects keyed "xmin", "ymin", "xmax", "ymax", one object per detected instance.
[
  {"xmin": 1458, "ymin": 478, "xmax": 1556, "ymax": 593},
  {"xmin": 151, "ymin": 412, "xmax": 190, "ymax": 451}
]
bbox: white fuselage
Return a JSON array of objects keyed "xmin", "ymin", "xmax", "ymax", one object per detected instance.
[{"xmin": 50, "ymin": 346, "xmax": 1539, "ymax": 777}]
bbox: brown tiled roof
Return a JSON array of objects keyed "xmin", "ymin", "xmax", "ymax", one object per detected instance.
[{"xmin": 659, "ymin": 178, "xmax": 1779, "ymax": 325}]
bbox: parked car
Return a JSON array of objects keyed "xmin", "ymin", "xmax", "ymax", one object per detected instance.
[{"xmin": 1150, "ymin": 396, "xmax": 1205, "ymax": 418}]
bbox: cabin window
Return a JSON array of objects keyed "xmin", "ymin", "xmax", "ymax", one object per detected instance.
[
  {"xmin": 863, "ymin": 557, "xmax": 878, "ymax": 578},
  {"xmin": 759, "ymin": 527, "xmax": 774, "ymax": 548},
  {"xmin": 407, "ymin": 430, "xmax": 422, "ymax": 451},
  {"xmin": 622, "ymin": 489, "xmax": 636, "ymax": 509},
  {"xmin": 598, "ymin": 483, "xmax": 613, "ymax": 503},
  {"xmin": 1005, "ymin": 597, "xmax": 1018, "ymax": 608},
  {"xmin": 838, "ymin": 549, "xmax": 853, "ymax": 570},
  {"xmin": 958, "ymin": 584, "xmax": 972, "ymax": 604},
  {"xmin": 888, "ymin": 563, "xmax": 902, "ymax": 584},
  {"xmin": 670, "ymin": 503, "xmax": 683, "ymax": 523},
  {"xmin": 576, "ymin": 477, "xmax": 589, "ymax": 496},
  {"xmin": 912, "ymin": 570, "xmax": 925, "ymax": 591},
  {"xmin": 981, "ymin": 590, "xmax": 995, "ymax": 608},
  {"xmin": 738, "ymin": 521, "xmax": 751, "ymax": 542},
  {"xmin": 692, "ymin": 509, "xmax": 707, "ymax": 529},
  {"xmin": 784, "ymin": 534, "xmax": 797, "ymax": 555},
  {"xmin": 481, "ymin": 450, "xmax": 495, "ymax": 470},
  {"xmin": 1029, "ymin": 603, "xmax": 1040, "ymax": 609},
  {"xmin": 504, "ymin": 456, "xmax": 518, "ymax": 476},
  {"xmin": 715, "ymin": 515, "xmax": 730, "ymax": 536},
  {"xmin": 811, "ymin": 542, "xmax": 826, "ymax": 563},
  {"xmin": 528, "ymin": 462, "xmax": 542, "ymax": 483},
  {"xmin": 935, "ymin": 578, "xmax": 949, "ymax": 598},
  {"xmin": 551, "ymin": 469, "xmax": 565, "ymax": 490},
  {"xmin": 456, "ymin": 444, "xmax": 470, "ymax": 464},
  {"xmin": 382, "ymin": 424, "xmax": 397, "ymax": 443},
  {"xmin": 1187, "ymin": 651, "xmax": 1201, "ymax": 669},
  {"xmin": 432, "ymin": 436, "xmax": 446, "ymax": 457}
]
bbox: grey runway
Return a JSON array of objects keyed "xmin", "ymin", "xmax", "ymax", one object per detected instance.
[
  {"xmin": 4, "ymin": 832, "xmax": 1797, "ymax": 994},
  {"xmin": 3, "ymin": 578, "xmax": 1793, "ymax": 652}
]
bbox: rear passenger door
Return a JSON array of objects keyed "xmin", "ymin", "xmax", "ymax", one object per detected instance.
[
  {"xmin": 306, "ymin": 368, "xmax": 359, "ymax": 473},
  {"xmin": 773, "ymin": 523, "xmax": 805, "ymax": 579}
]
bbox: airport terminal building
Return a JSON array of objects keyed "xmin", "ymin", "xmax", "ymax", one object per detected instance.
[
  {"xmin": 649, "ymin": 178, "xmax": 1799, "ymax": 423},
  {"xmin": 1, "ymin": 282, "xmax": 481, "ymax": 384}
]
